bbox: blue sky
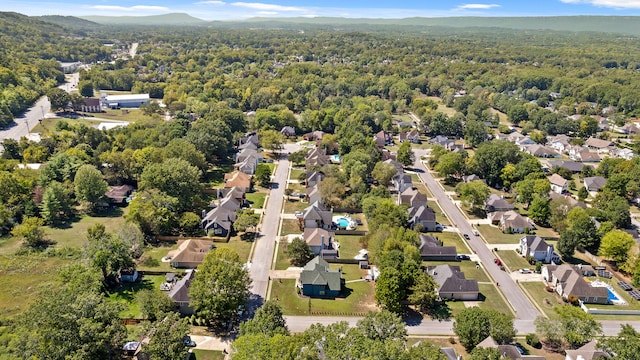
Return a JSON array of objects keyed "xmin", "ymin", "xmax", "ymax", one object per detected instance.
[{"xmin": 4, "ymin": 0, "xmax": 640, "ymax": 20}]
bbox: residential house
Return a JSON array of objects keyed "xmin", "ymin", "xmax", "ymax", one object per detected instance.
[
  {"xmin": 547, "ymin": 160, "xmax": 589, "ymax": 174},
  {"xmin": 565, "ymin": 340, "xmax": 609, "ymax": 360},
  {"xmin": 168, "ymin": 270, "xmax": 195, "ymax": 315},
  {"xmin": 398, "ymin": 187, "xmax": 428, "ymax": 207},
  {"xmin": 430, "ymin": 135, "xmax": 455, "ymax": 149},
  {"xmin": 476, "ymin": 336, "xmax": 546, "ymax": 360},
  {"xmin": 280, "ymin": 126, "xmax": 296, "ymax": 137},
  {"xmin": 515, "ymin": 136, "xmax": 536, "ymax": 147},
  {"xmin": 522, "ymin": 144, "xmax": 559, "ymax": 158},
  {"xmin": 500, "ymin": 211, "xmax": 535, "ymax": 234},
  {"xmin": 419, "ymin": 235, "xmax": 457, "ymax": 261},
  {"xmin": 616, "ymin": 122, "xmax": 640, "ymax": 135},
  {"xmin": 235, "ymin": 148, "xmax": 262, "ymax": 164},
  {"xmin": 306, "ymin": 184, "xmax": 322, "ymax": 205},
  {"xmin": 408, "ymin": 204, "xmax": 438, "ymax": 232},
  {"xmin": 584, "ymin": 137, "xmax": 614, "ymax": 154},
  {"xmin": 426, "ymin": 264, "xmax": 479, "ymax": 300},
  {"xmin": 302, "ymin": 202, "xmax": 333, "ymax": 229},
  {"xmin": 224, "ymin": 171, "xmax": 252, "ymax": 192},
  {"xmin": 485, "ymin": 194, "xmax": 514, "ymax": 213},
  {"xmin": 392, "ymin": 173, "xmax": 413, "ymax": 193},
  {"xmin": 542, "ymin": 265, "xmax": 609, "ymax": 304},
  {"xmin": 519, "ymin": 235, "xmax": 559, "ymax": 264},
  {"xmin": 399, "ymin": 130, "xmax": 421, "ymax": 144},
  {"xmin": 549, "ymin": 174, "xmax": 568, "ymax": 194},
  {"xmin": 302, "ymin": 130, "xmax": 325, "ymax": 142},
  {"xmin": 238, "ymin": 140, "xmax": 258, "ymax": 151},
  {"xmin": 306, "ymin": 171, "xmax": 325, "ymax": 188},
  {"xmin": 439, "ymin": 348, "xmax": 461, "ymax": 360},
  {"xmin": 374, "ymin": 130, "xmax": 393, "ymax": 148},
  {"xmin": 305, "ymin": 148, "xmax": 329, "ymax": 168},
  {"xmin": 80, "ymin": 98, "xmax": 101, "ymax": 112},
  {"xmin": 462, "ymin": 174, "xmax": 482, "ymax": 183},
  {"xmin": 235, "ymin": 155, "xmax": 259, "ymax": 175},
  {"xmin": 104, "ymin": 184, "xmax": 135, "ymax": 205},
  {"xmin": 201, "ymin": 207, "xmax": 236, "ymax": 236},
  {"xmin": 548, "ymin": 135, "xmax": 572, "ymax": 154},
  {"xmin": 383, "ymin": 159, "xmax": 404, "ymax": 174},
  {"xmin": 549, "ymin": 191, "xmax": 587, "ymax": 209},
  {"xmin": 573, "ymin": 150, "xmax": 600, "ymax": 163},
  {"xmin": 168, "ymin": 239, "xmax": 213, "ymax": 268},
  {"xmin": 583, "ymin": 176, "xmax": 606, "ymax": 192},
  {"xmin": 239, "ymin": 133, "xmax": 260, "ymax": 148},
  {"xmin": 613, "ymin": 147, "xmax": 635, "ymax": 160},
  {"xmin": 298, "ymin": 256, "xmax": 343, "ymax": 298},
  {"xmin": 303, "ymin": 227, "xmax": 335, "ymax": 256},
  {"xmin": 216, "ymin": 187, "xmax": 246, "ymax": 206}
]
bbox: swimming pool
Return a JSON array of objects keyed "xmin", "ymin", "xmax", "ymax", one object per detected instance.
[
  {"xmin": 607, "ymin": 288, "xmax": 619, "ymax": 302},
  {"xmin": 333, "ymin": 215, "xmax": 356, "ymax": 230},
  {"xmin": 337, "ymin": 218, "xmax": 350, "ymax": 228}
]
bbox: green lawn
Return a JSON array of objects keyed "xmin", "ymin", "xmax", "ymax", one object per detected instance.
[
  {"xmin": 107, "ymin": 275, "xmax": 166, "ymax": 318},
  {"xmin": 275, "ymin": 242, "xmax": 293, "ymax": 270},
  {"xmin": 520, "ymin": 281, "xmax": 565, "ymax": 319},
  {"xmin": 190, "ymin": 350, "xmax": 225, "ymax": 360},
  {"xmin": 270, "ymin": 272, "xmax": 376, "ymax": 316},
  {"xmin": 43, "ymin": 207, "xmax": 128, "ymax": 248},
  {"xmin": 283, "ymin": 199, "xmax": 309, "ymax": 214},
  {"xmin": 497, "ymin": 250, "xmax": 532, "ymax": 272},
  {"xmin": 246, "ymin": 192, "xmax": 267, "ymax": 209},
  {"xmin": 427, "ymin": 201, "xmax": 448, "ymax": 225},
  {"xmin": 290, "ymin": 168, "xmax": 305, "ymax": 182},
  {"xmin": 32, "ymin": 117, "xmax": 106, "ymax": 134},
  {"xmin": 281, "ymin": 219, "xmax": 302, "ymax": 236},
  {"xmin": 477, "ymin": 283, "xmax": 513, "ymax": 315},
  {"xmin": 204, "ymin": 165, "xmax": 235, "ymax": 187},
  {"xmin": 287, "ymin": 182, "xmax": 305, "ymax": 193},
  {"xmin": 477, "ymin": 225, "xmax": 523, "ymax": 244},
  {"xmin": 423, "ymin": 260, "xmax": 490, "ymax": 283},
  {"xmin": 432, "ymin": 232, "xmax": 471, "ymax": 252},
  {"xmin": 98, "ymin": 108, "xmax": 154, "ymax": 122},
  {"xmin": 0, "ymin": 256, "xmax": 69, "ymax": 318},
  {"xmin": 138, "ymin": 243, "xmax": 178, "ymax": 272},
  {"xmin": 335, "ymin": 235, "xmax": 365, "ymax": 260},
  {"xmin": 216, "ymin": 235, "xmax": 254, "ymax": 262}
]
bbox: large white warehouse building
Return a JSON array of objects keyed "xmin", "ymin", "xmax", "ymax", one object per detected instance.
[{"xmin": 101, "ymin": 93, "xmax": 150, "ymax": 108}]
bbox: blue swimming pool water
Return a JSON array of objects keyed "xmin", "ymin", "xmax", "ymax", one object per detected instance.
[
  {"xmin": 337, "ymin": 218, "xmax": 350, "ymax": 227},
  {"xmin": 607, "ymin": 288, "xmax": 619, "ymax": 301}
]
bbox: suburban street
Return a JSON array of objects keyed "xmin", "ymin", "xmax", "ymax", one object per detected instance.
[{"xmin": 413, "ymin": 148, "xmax": 541, "ymax": 321}]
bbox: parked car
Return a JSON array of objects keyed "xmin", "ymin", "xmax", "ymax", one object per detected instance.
[
  {"xmin": 183, "ymin": 337, "xmax": 196, "ymax": 347},
  {"xmin": 463, "ymin": 233, "xmax": 470, "ymax": 240},
  {"xmin": 456, "ymin": 254, "xmax": 470, "ymax": 260},
  {"xmin": 519, "ymin": 268, "xmax": 532, "ymax": 274}
]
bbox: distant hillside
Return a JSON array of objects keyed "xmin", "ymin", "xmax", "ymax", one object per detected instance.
[
  {"xmin": 36, "ymin": 15, "xmax": 102, "ymax": 30},
  {"xmin": 241, "ymin": 16, "xmax": 640, "ymax": 36},
  {"xmin": 0, "ymin": 11, "xmax": 68, "ymax": 36},
  {"xmin": 81, "ymin": 13, "xmax": 206, "ymax": 26}
]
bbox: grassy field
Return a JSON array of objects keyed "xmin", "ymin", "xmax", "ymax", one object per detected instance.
[
  {"xmin": 424, "ymin": 260, "xmax": 490, "ymax": 283},
  {"xmin": 0, "ymin": 256, "xmax": 70, "ymax": 318},
  {"xmin": 520, "ymin": 281, "xmax": 563, "ymax": 319},
  {"xmin": 138, "ymin": 243, "xmax": 179, "ymax": 272},
  {"xmin": 107, "ymin": 275, "xmax": 166, "ymax": 318},
  {"xmin": 427, "ymin": 201, "xmax": 449, "ymax": 225},
  {"xmin": 426, "ymin": 96, "xmax": 458, "ymax": 117},
  {"xmin": 270, "ymin": 264, "xmax": 376, "ymax": 316},
  {"xmin": 275, "ymin": 242, "xmax": 292, "ymax": 270},
  {"xmin": 477, "ymin": 225, "xmax": 523, "ymax": 244},
  {"xmin": 335, "ymin": 235, "xmax": 365, "ymax": 260},
  {"xmin": 497, "ymin": 250, "xmax": 532, "ymax": 272},
  {"xmin": 189, "ymin": 350, "xmax": 225, "ymax": 360},
  {"xmin": 98, "ymin": 108, "xmax": 153, "ymax": 122},
  {"xmin": 283, "ymin": 198, "xmax": 309, "ymax": 214},
  {"xmin": 245, "ymin": 192, "xmax": 267, "ymax": 209},
  {"xmin": 32, "ymin": 117, "xmax": 105, "ymax": 134},
  {"xmin": 43, "ymin": 207, "xmax": 129, "ymax": 248},
  {"xmin": 490, "ymin": 108, "xmax": 509, "ymax": 125},
  {"xmin": 281, "ymin": 219, "xmax": 302, "ymax": 236},
  {"xmin": 434, "ymin": 231, "xmax": 472, "ymax": 252}
]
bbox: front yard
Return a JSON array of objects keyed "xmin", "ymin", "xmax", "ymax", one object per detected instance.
[{"xmin": 496, "ymin": 249, "xmax": 532, "ymax": 272}]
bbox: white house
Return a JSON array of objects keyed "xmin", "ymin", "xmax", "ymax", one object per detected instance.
[
  {"xmin": 519, "ymin": 235, "xmax": 559, "ymax": 264},
  {"xmin": 549, "ymin": 174, "xmax": 568, "ymax": 194}
]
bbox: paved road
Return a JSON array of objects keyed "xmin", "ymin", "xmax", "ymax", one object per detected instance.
[
  {"xmin": 284, "ymin": 315, "xmax": 640, "ymax": 336},
  {"xmin": 413, "ymin": 148, "xmax": 541, "ymax": 321}
]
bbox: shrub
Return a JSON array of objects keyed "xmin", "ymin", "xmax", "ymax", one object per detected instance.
[
  {"xmin": 526, "ymin": 333, "xmax": 541, "ymax": 348},
  {"xmin": 140, "ymin": 255, "xmax": 160, "ymax": 267},
  {"xmin": 449, "ymin": 337, "xmax": 456, "ymax": 344}
]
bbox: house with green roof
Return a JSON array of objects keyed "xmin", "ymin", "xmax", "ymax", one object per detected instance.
[{"xmin": 298, "ymin": 256, "xmax": 344, "ymax": 298}]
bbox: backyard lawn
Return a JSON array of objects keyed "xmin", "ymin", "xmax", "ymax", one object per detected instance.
[
  {"xmin": 205, "ymin": 164, "xmax": 235, "ymax": 187},
  {"xmin": 270, "ymin": 264, "xmax": 375, "ymax": 316},
  {"xmin": 138, "ymin": 243, "xmax": 179, "ymax": 272},
  {"xmin": 189, "ymin": 350, "xmax": 225, "ymax": 360},
  {"xmin": 43, "ymin": 207, "xmax": 128, "ymax": 248},
  {"xmin": 335, "ymin": 235, "xmax": 365, "ymax": 260},
  {"xmin": 107, "ymin": 275, "xmax": 166, "ymax": 318},
  {"xmin": 0, "ymin": 256, "xmax": 69, "ymax": 318}
]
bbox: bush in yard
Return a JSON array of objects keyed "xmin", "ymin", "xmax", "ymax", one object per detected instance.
[{"xmin": 526, "ymin": 333, "xmax": 541, "ymax": 348}]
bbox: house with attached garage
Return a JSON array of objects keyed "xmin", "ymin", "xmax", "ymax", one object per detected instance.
[
  {"xmin": 167, "ymin": 239, "xmax": 213, "ymax": 268},
  {"xmin": 583, "ymin": 176, "xmax": 606, "ymax": 192},
  {"xmin": 397, "ymin": 187, "xmax": 428, "ymax": 207},
  {"xmin": 549, "ymin": 173, "xmax": 568, "ymax": 194},
  {"xmin": 302, "ymin": 202, "xmax": 333, "ymax": 229},
  {"xmin": 298, "ymin": 256, "xmax": 344, "ymax": 298},
  {"xmin": 476, "ymin": 336, "xmax": 546, "ymax": 360},
  {"xmin": 485, "ymin": 194, "xmax": 514, "ymax": 213},
  {"xmin": 565, "ymin": 340, "xmax": 610, "ymax": 360},
  {"xmin": 519, "ymin": 235, "xmax": 560, "ymax": 264},
  {"xmin": 500, "ymin": 210, "xmax": 535, "ymax": 234},
  {"xmin": 426, "ymin": 264, "xmax": 479, "ymax": 300},
  {"xmin": 224, "ymin": 170, "xmax": 252, "ymax": 192},
  {"xmin": 168, "ymin": 270, "xmax": 195, "ymax": 315},
  {"xmin": 542, "ymin": 264, "xmax": 609, "ymax": 304},
  {"xmin": 419, "ymin": 235, "xmax": 457, "ymax": 261},
  {"xmin": 303, "ymin": 227, "xmax": 335, "ymax": 257},
  {"xmin": 408, "ymin": 204, "xmax": 438, "ymax": 232},
  {"xmin": 201, "ymin": 207, "xmax": 236, "ymax": 237},
  {"xmin": 392, "ymin": 173, "xmax": 413, "ymax": 193}
]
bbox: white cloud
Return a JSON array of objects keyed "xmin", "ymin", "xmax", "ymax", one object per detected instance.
[
  {"xmin": 194, "ymin": 1, "xmax": 226, "ymax": 5},
  {"xmin": 256, "ymin": 11, "xmax": 278, "ymax": 15},
  {"xmin": 455, "ymin": 3, "xmax": 501, "ymax": 10},
  {"xmin": 229, "ymin": 2, "xmax": 306, "ymax": 12},
  {"xmin": 560, "ymin": 0, "xmax": 640, "ymax": 8},
  {"xmin": 90, "ymin": 5, "xmax": 170, "ymax": 12}
]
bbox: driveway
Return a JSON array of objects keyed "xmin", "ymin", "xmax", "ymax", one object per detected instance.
[{"xmin": 413, "ymin": 148, "xmax": 541, "ymax": 321}]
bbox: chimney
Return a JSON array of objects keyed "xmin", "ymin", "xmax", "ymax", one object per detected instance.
[
  {"xmin": 321, "ymin": 234, "xmax": 325, "ymax": 249},
  {"xmin": 201, "ymin": 209, "xmax": 206, "ymax": 219}
]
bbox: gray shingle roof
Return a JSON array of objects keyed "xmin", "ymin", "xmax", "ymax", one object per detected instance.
[{"xmin": 300, "ymin": 256, "xmax": 342, "ymax": 291}]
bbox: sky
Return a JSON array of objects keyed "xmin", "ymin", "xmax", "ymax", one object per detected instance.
[{"xmin": 3, "ymin": 0, "xmax": 640, "ymax": 20}]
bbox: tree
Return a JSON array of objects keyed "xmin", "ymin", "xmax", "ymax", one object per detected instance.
[
  {"xmin": 126, "ymin": 189, "xmax": 179, "ymax": 237},
  {"xmin": 13, "ymin": 290, "xmax": 125, "ymax": 360},
  {"xmin": 233, "ymin": 210, "xmax": 260, "ymax": 234},
  {"xmin": 598, "ymin": 324, "xmax": 640, "ymax": 360},
  {"xmin": 78, "ymin": 81, "xmax": 94, "ymax": 97},
  {"xmin": 319, "ymin": 176, "xmax": 346, "ymax": 208},
  {"xmin": 186, "ymin": 118, "xmax": 233, "ymax": 162},
  {"xmin": 534, "ymin": 316, "xmax": 564, "ymax": 350},
  {"xmin": 164, "ymin": 138, "xmax": 206, "ymax": 170},
  {"xmin": 599, "ymin": 229, "xmax": 635, "ymax": 264},
  {"xmin": 593, "ymin": 191, "xmax": 631, "ymax": 229},
  {"xmin": 455, "ymin": 180, "xmax": 490, "ymax": 210},
  {"xmin": 471, "ymin": 140, "xmax": 521, "ymax": 188},
  {"xmin": 86, "ymin": 224, "xmax": 135, "ymax": 283},
  {"xmin": 239, "ymin": 301, "xmax": 289, "ymax": 337},
  {"xmin": 254, "ymin": 163, "xmax": 272, "ymax": 187},
  {"xmin": 397, "ymin": 141, "xmax": 414, "ymax": 167},
  {"xmin": 189, "ymin": 248, "xmax": 252, "ymax": 329},
  {"xmin": 136, "ymin": 289, "xmax": 175, "ymax": 321},
  {"xmin": 259, "ymin": 129, "xmax": 285, "ymax": 152},
  {"xmin": 577, "ymin": 186, "xmax": 588, "ymax": 201},
  {"xmin": 231, "ymin": 333, "xmax": 300, "ymax": 360},
  {"xmin": 528, "ymin": 195, "xmax": 551, "ymax": 226},
  {"xmin": 375, "ymin": 268, "xmax": 404, "ymax": 313},
  {"xmin": 453, "ymin": 307, "xmax": 516, "ymax": 351},
  {"xmin": 555, "ymin": 305, "xmax": 602, "ymax": 349},
  {"xmin": 408, "ymin": 270, "xmax": 439, "ymax": 313},
  {"xmin": 46, "ymin": 87, "xmax": 71, "ymax": 112},
  {"xmin": 74, "ymin": 164, "xmax": 108, "ymax": 212},
  {"xmin": 355, "ymin": 309, "xmax": 407, "ymax": 342},
  {"xmin": 470, "ymin": 347, "xmax": 502, "ymax": 360},
  {"xmin": 11, "ymin": 216, "xmax": 46, "ymax": 248},
  {"xmin": 435, "ymin": 151, "xmax": 466, "ymax": 179},
  {"xmin": 372, "ymin": 161, "xmax": 398, "ymax": 187},
  {"xmin": 287, "ymin": 150, "xmax": 307, "ymax": 166},
  {"xmin": 41, "ymin": 181, "xmax": 72, "ymax": 226},
  {"xmin": 285, "ymin": 237, "xmax": 314, "ymax": 267},
  {"xmin": 464, "ymin": 120, "xmax": 488, "ymax": 147},
  {"xmin": 140, "ymin": 158, "xmax": 203, "ymax": 212},
  {"xmin": 143, "ymin": 312, "xmax": 191, "ymax": 360}
]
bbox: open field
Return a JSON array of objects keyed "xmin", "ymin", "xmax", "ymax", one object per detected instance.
[
  {"xmin": 44, "ymin": 207, "xmax": 129, "ymax": 248},
  {"xmin": 426, "ymin": 96, "xmax": 458, "ymax": 117},
  {"xmin": 270, "ymin": 264, "xmax": 376, "ymax": 316},
  {"xmin": 0, "ymin": 256, "xmax": 70, "ymax": 318}
]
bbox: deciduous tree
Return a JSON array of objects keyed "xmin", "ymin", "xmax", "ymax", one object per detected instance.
[
  {"xmin": 239, "ymin": 301, "xmax": 289, "ymax": 337},
  {"xmin": 453, "ymin": 307, "xmax": 515, "ymax": 351},
  {"xmin": 143, "ymin": 312, "xmax": 191, "ymax": 360},
  {"xmin": 455, "ymin": 180, "xmax": 490, "ymax": 210},
  {"xmin": 11, "ymin": 216, "xmax": 46, "ymax": 248},
  {"xmin": 285, "ymin": 237, "xmax": 314, "ymax": 267},
  {"xmin": 397, "ymin": 141, "xmax": 414, "ymax": 167},
  {"xmin": 599, "ymin": 229, "xmax": 635, "ymax": 264},
  {"xmin": 74, "ymin": 164, "xmax": 108, "ymax": 212}
]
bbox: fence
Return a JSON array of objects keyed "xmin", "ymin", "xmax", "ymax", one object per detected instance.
[
  {"xmin": 335, "ymin": 230, "xmax": 367, "ymax": 236},
  {"xmin": 156, "ymin": 235, "xmax": 230, "ymax": 243},
  {"xmin": 326, "ymin": 258, "xmax": 360, "ymax": 265},
  {"xmin": 332, "ymin": 208, "xmax": 363, "ymax": 214}
]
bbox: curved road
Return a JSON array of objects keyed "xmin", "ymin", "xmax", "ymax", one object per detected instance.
[{"xmin": 413, "ymin": 148, "xmax": 540, "ymax": 321}]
